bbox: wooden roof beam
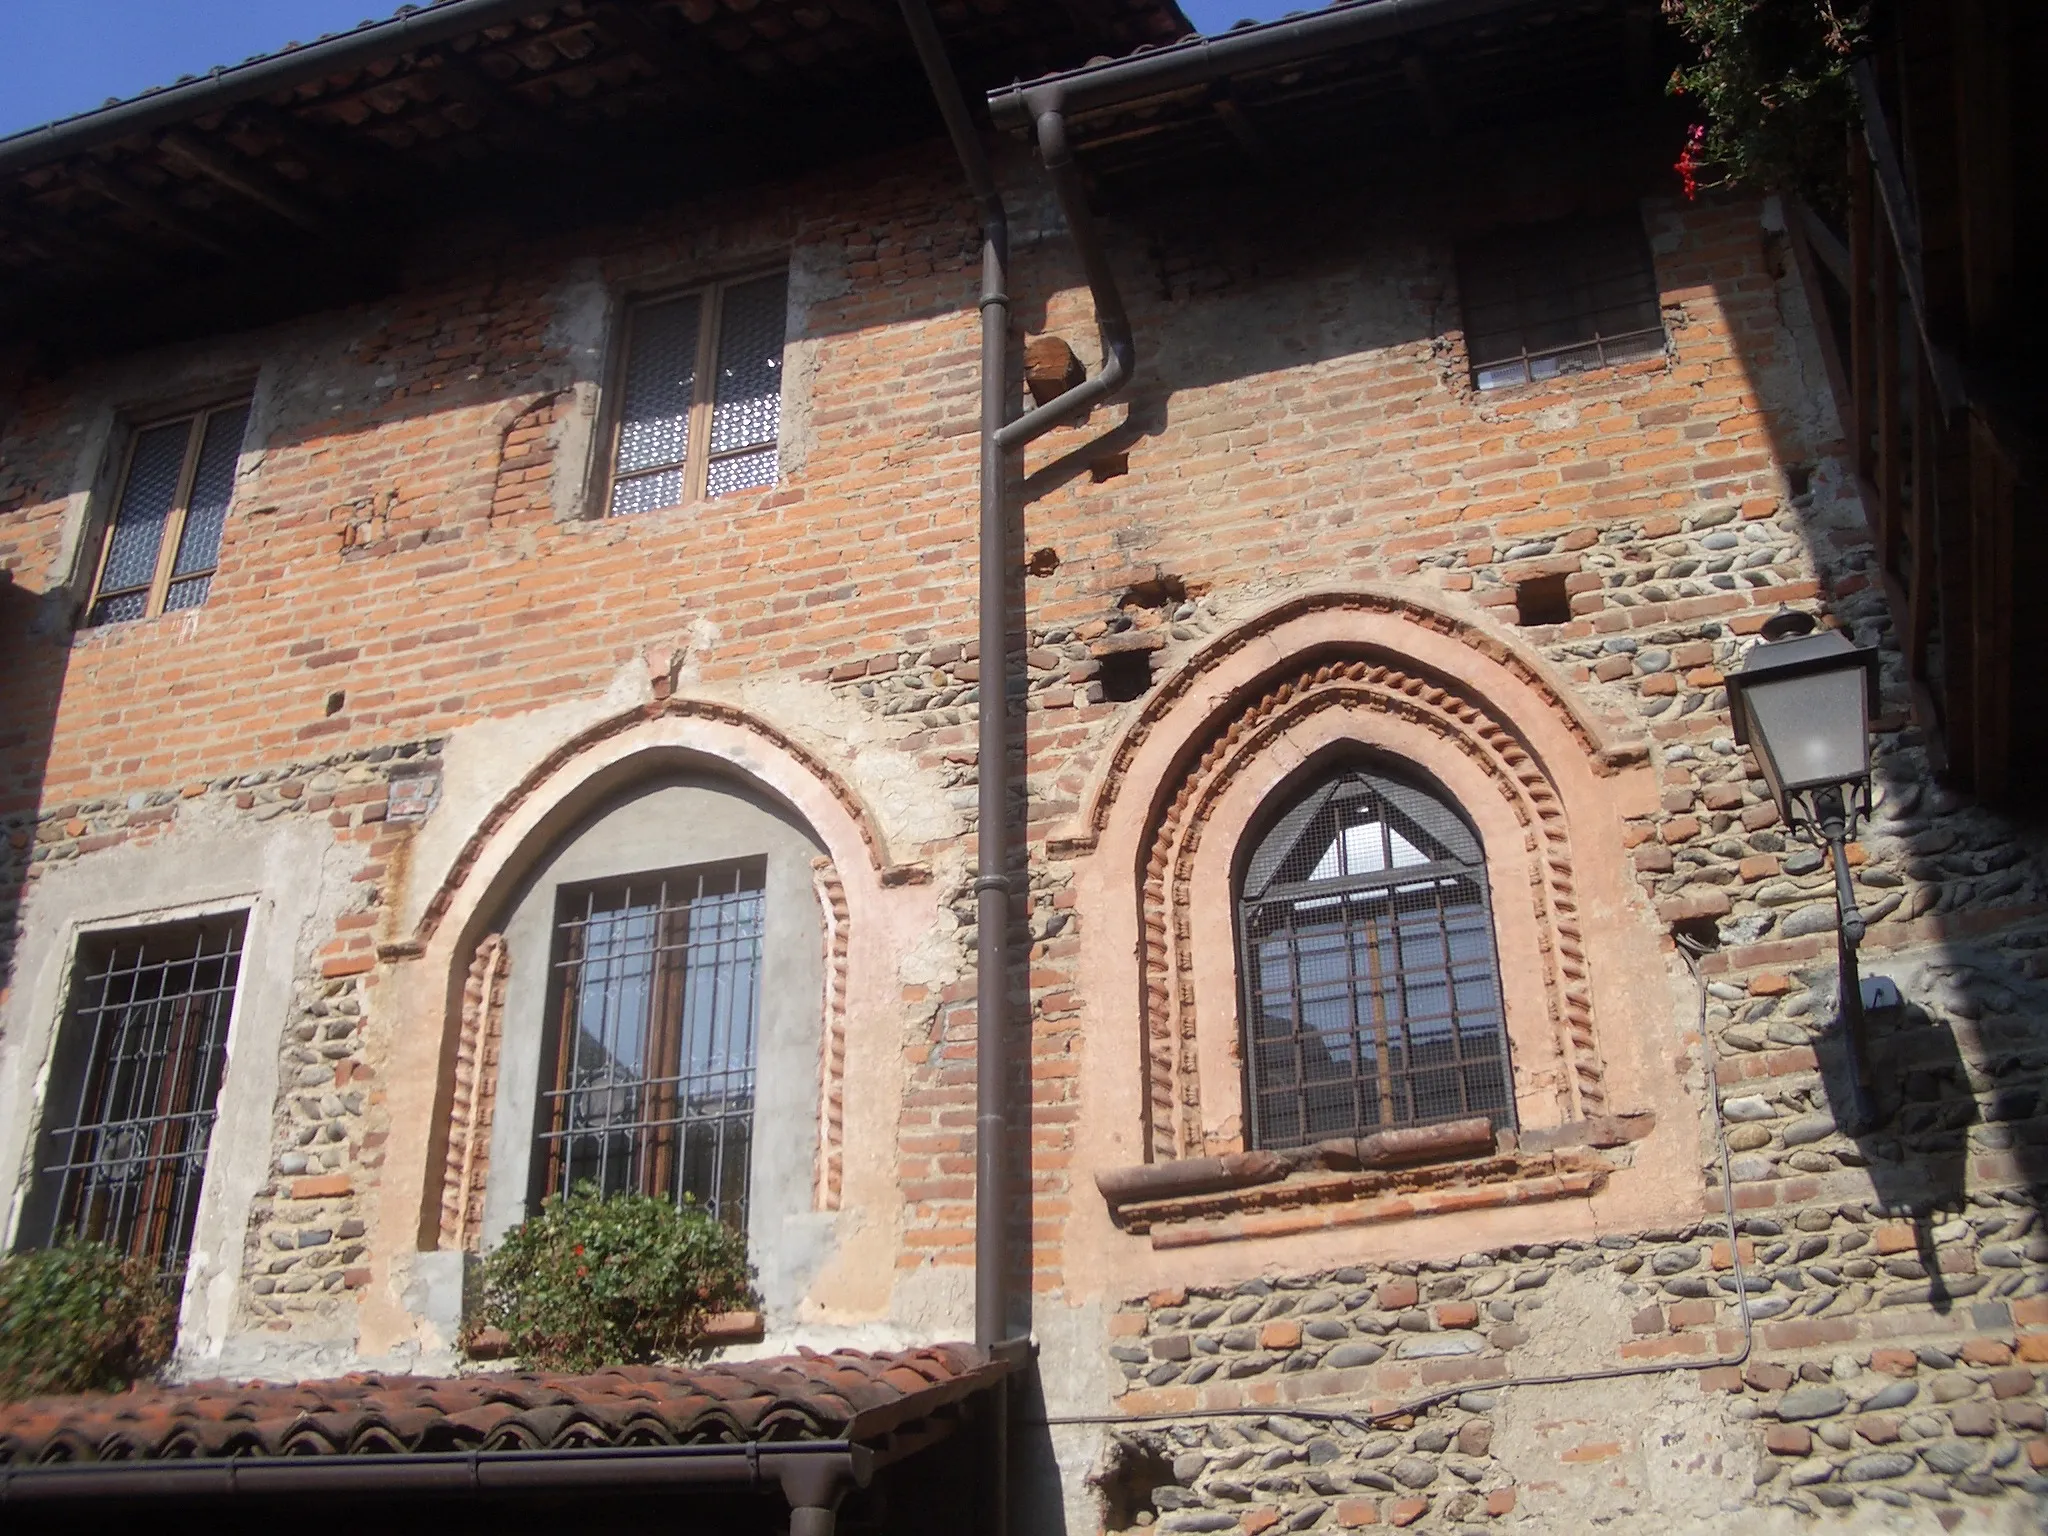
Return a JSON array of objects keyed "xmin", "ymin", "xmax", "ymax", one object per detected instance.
[
  {"xmin": 1208, "ymin": 87, "xmax": 1274, "ymax": 174},
  {"xmin": 422, "ymin": 52, "xmax": 581, "ymax": 164},
  {"xmin": 227, "ymin": 101, "xmax": 386, "ymax": 197},
  {"xmin": 70, "ymin": 163, "xmax": 240, "ymax": 259},
  {"xmin": 1401, "ymin": 50, "xmax": 1451, "ymax": 138},
  {"xmin": 157, "ymin": 130, "xmax": 329, "ymax": 234},
  {"xmin": 587, "ymin": 2, "xmax": 741, "ymax": 108}
]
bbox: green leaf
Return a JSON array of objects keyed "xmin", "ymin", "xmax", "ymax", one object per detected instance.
[
  {"xmin": 470, "ymin": 1186, "xmax": 756, "ymax": 1373},
  {"xmin": 0, "ymin": 1241, "xmax": 176, "ymax": 1401}
]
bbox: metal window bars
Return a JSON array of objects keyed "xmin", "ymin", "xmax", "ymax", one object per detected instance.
[
  {"xmin": 606, "ymin": 272, "xmax": 787, "ymax": 516},
  {"xmin": 1237, "ymin": 767, "xmax": 1513, "ymax": 1150},
  {"xmin": 86, "ymin": 400, "xmax": 250, "ymax": 625},
  {"xmin": 537, "ymin": 862, "xmax": 765, "ymax": 1229},
  {"xmin": 26, "ymin": 917, "xmax": 245, "ymax": 1293},
  {"xmin": 1458, "ymin": 214, "xmax": 1666, "ymax": 391}
]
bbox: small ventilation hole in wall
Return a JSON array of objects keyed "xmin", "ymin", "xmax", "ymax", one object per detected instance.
[
  {"xmin": 1099, "ymin": 650, "xmax": 1154, "ymax": 703},
  {"xmin": 1117, "ymin": 573, "xmax": 1186, "ymax": 611},
  {"xmin": 1670, "ymin": 914, "xmax": 1721, "ymax": 951},
  {"xmin": 1095, "ymin": 1437, "xmax": 1177, "ymax": 1534},
  {"xmin": 1027, "ymin": 546, "xmax": 1061, "ymax": 577},
  {"xmin": 325, "ymin": 690, "xmax": 346, "ymax": 716},
  {"xmin": 1514, "ymin": 572, "xmax": 1572, "ymax": 626}
]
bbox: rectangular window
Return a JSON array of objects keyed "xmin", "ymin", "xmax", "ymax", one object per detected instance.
[
  {"xmin": 21, "ymin": 916, "xmax": 245, "ymax": 1294},
  {"xmin": 535, "ymin": 862, "xmax": 763, "ymax": 1227},
  {"xmin": 85, "ymin": 400, "xmax": 250, "ymax": 625},
  {"xmin": 605, "ymin": 273, "xmax": 788, "ymax": 516},
  {"xmin": 1457, "ymin": 214, "xmax": 1665, "ymax": 390}
]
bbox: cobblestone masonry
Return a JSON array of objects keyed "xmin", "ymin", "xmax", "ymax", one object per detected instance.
[
  {"xmin": 1101, "ymin": 1205, "xmax": 2048, "ymax": 1529},
  {"xmin": 2, "ymin": 740, "xmax": 439, "ymax": 1334}
]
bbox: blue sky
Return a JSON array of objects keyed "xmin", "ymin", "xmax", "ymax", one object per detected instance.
[{"xmin": 0, "ymin": 0, "xmax": 1304, "ymax": 141}]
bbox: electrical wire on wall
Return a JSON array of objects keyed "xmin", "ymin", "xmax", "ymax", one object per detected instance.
[{"xmin": 1032, "ymin": 933, "xmax": 1754, "ymax": 1436}]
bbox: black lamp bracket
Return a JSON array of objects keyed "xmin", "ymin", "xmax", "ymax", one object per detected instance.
[{"xmin": 1788, "ymin": 778, "xmax": 1872, "ymax": 847}]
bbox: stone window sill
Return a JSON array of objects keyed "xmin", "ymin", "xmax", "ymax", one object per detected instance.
[
  {"xmin": 1095, "ymin": 1113, "xmax": 1654, "ymax": 1252},
  {"xmin": 464, "ymin": 1309, "xmax": 764, "ymax": 1361}
]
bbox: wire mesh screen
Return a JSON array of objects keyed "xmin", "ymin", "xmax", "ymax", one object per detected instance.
[
  {"xmin": 89, "ymin": 420, "xmax": 188, "ymax": 625},
  {"xmin": 537, "ymin": 862, "xmax": 764, "ymax": 1228},
  {"xmin": 26, "ymin": 916, "xmax": 245, "ymax": 1292},
  {"xmin": 165, "ymin": 404, "xmax": 248, "ymax": 612},
  {"xmin": 610, "ymin": 293, "xmax": 702, "ymax": 517},
  {"xmin": 1459, "ymin": 214, "xmax": 1665, "ymax": 390},
  {"xmin": 1238, "ymin": 766, "xmax": 1513, "ymax": 1149},
  {"xmin": 706, "ymin": 273, "xmax": 787, "ymax": 498}
]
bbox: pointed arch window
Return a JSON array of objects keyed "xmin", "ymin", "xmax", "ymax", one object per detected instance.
[{"xmin": 1237, "ymin": 765, "xmax": 1513, "ymax": 1149}]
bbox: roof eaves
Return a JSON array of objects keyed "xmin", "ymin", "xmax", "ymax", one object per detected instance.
[{"xmin": 0, "ymin": 0, "xmax": 547, "ymax": 180}]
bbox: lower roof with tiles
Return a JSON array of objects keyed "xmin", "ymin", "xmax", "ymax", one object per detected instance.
[{"xmin": 0, "ymin": 1344, "xmax": 1007, "ymax": 1464}]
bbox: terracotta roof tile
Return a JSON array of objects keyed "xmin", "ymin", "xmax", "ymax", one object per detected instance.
[{"xmin": 0, "ymin": 1344, "xmax": 1007, "ymax": 1466}]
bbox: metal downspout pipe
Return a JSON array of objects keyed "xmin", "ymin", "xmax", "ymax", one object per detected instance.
[
  {"xmin": 897, "ymin": 8, "xmax": 1142, "ymax": 1532},
  {"xmin": 890, "ymin": 0, "xmax": 1018, "ymax": 1365},
  {"xmin": 900, "ymin": 0, "xmax": 1145, "ymax": 1355}
]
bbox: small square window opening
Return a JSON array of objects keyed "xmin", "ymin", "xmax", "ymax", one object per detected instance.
[
  {"xmin": 85, "ymin": 400, "xmax": 250, "ymax": 625},
  {"xmin": 1458, "ymin": 214, "xmax": 1665, "ymax": 391},
  {"xmin": 19, "ymin": 915, "xmax": 247, "ymax": 1297},
  {"xmin": 606, "ymin": 273, "xmax": 788, "ymax": 517},
  {"xmin": 1514, "ymin": 573, "xmax": 1573, "ymax": 627}
]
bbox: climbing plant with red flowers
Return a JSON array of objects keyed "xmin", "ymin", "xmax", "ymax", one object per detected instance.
[{"xmin": 1663, "ymin": 0, "xmax": 1867, "ymax": 209}]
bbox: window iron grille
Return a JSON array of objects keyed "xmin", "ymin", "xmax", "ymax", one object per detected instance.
[
  {"xmin": 86, "ymin": 400, "xmax": 250, "ymax": 625},
  {"xmin": 1458, "ymin": 214, "xmax": 1665, "ymax": 391},
  {"xmin": 23, "ymin": 916, "xmax": 245, "ymax": 1293},
  {"xmin": 536, "ymin": 862, "xmax": 764, "ymax": 1228},
  {"xmin": 1237, "ymin": 766, "xmax": 1513, "ymax": 1150},
  {"xmin": 606, "ymin": 273, "xmax": 787, "ymax": 516}
]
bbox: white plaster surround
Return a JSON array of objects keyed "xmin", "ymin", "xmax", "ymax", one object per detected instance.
[
  {"xmin": 360, "ymin": 704, "xmax": 953, "ymax": 1361},
  {"xmin": 475, "ymin": 775, "xmax": 832, "ymax": 1323},
  {"xmin": 0, "ymin": 809, "xmax": 348, "ymax": 1378}
]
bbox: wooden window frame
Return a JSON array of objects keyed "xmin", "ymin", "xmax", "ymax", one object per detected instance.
[
  {"xmin": 21, "ymin": 914, "xmax": 246, "ymax": 1294},
  {"xmin": 84, "ymin": 398, "xmax": 248, "ymax": 624},
  {"xmin": 600, "ymin": 270, "xmax": 786, "ymax": 518},
  {"xmin": 1235, "ymin": 764, "xmax": 1515, "ymax": 1150},
  {"xmin": 1456, "ymin": 212, "xmax": 1666, "ymax": 392},
  {"xmin": 534, "ymin": 859, "xmax": 765, "ymax": 1229}
]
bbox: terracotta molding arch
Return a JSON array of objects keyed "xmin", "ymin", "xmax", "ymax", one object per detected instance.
[
  {"xmin": 1054, "ymin": 587, "xmax": 1646, "ymax": 860},
  {"xmin": 1144, "ymin": 662, "xmax": 1596, "ymax": 1162},
  {"xmin": 400, "ymin": 696, "xmax": 905, "ymax": 954},
  {"xmin": 1070, "ymin": 592, "xmax": 1662, "ymax": 1175},
  {"xmin": 360, "ymin": 704, "xmax": 909, "ymax": 1359}
]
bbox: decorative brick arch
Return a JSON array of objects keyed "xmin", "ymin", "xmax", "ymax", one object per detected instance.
[
  {"xmin": 1144, "ymin": 660, "xmax": 1597, "ymax": 1160},
  {"xmin": 381, "ymin": 700, "xmax": 894, "ymax": 1260},
  {"xmin": 1057, "ymin": 588, "xmax": 1642, "ymax": 863},
  {"xmin": 401, "ymin": 696, "xmax": 906, "ymax": 955},
  {"xmin": 1072, "ymin": 590, "xmax": 1655, "ymax": 1166}
]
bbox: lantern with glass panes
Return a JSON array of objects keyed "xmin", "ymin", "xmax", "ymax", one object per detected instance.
[{"xmin": 1723, "ymin": 610, "xmax": 1884, "ymax": 1131}]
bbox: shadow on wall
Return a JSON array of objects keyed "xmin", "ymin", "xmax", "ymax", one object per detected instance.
[
  {"xmin": 1698, "ymin": 199, "xmax": 2048, "ymax": 1301},
  {"xmin": 0, "ymin": 570, "xmax": 66, "ymax": 1004},
  {"xmin": 1821, "ymin": 937, "xmax": 2048, "ymax": 1314}
]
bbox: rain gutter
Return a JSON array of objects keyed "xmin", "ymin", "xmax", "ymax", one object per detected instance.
[
  {"xmin": 986, "ymin": 0, "xmax": 1540, "ymax": 131},
  {"xmin": 0, "ymin": 1440, "xmax": 870, "ymax": 1534}
]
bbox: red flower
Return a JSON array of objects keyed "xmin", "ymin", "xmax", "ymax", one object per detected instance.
[{"xmin": 1676, "ymin": 124, "xmax": 1705, "ymax": 201}]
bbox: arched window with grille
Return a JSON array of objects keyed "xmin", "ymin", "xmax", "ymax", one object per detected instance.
[{"xmin": 1236, "ymin": 763, "xmax": 1514, "ymax": 1149}]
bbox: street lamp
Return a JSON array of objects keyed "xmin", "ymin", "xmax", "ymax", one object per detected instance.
[{"xmin": 1724, "ymin": 610, "xmax": 1884, "ymax": 1132}]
